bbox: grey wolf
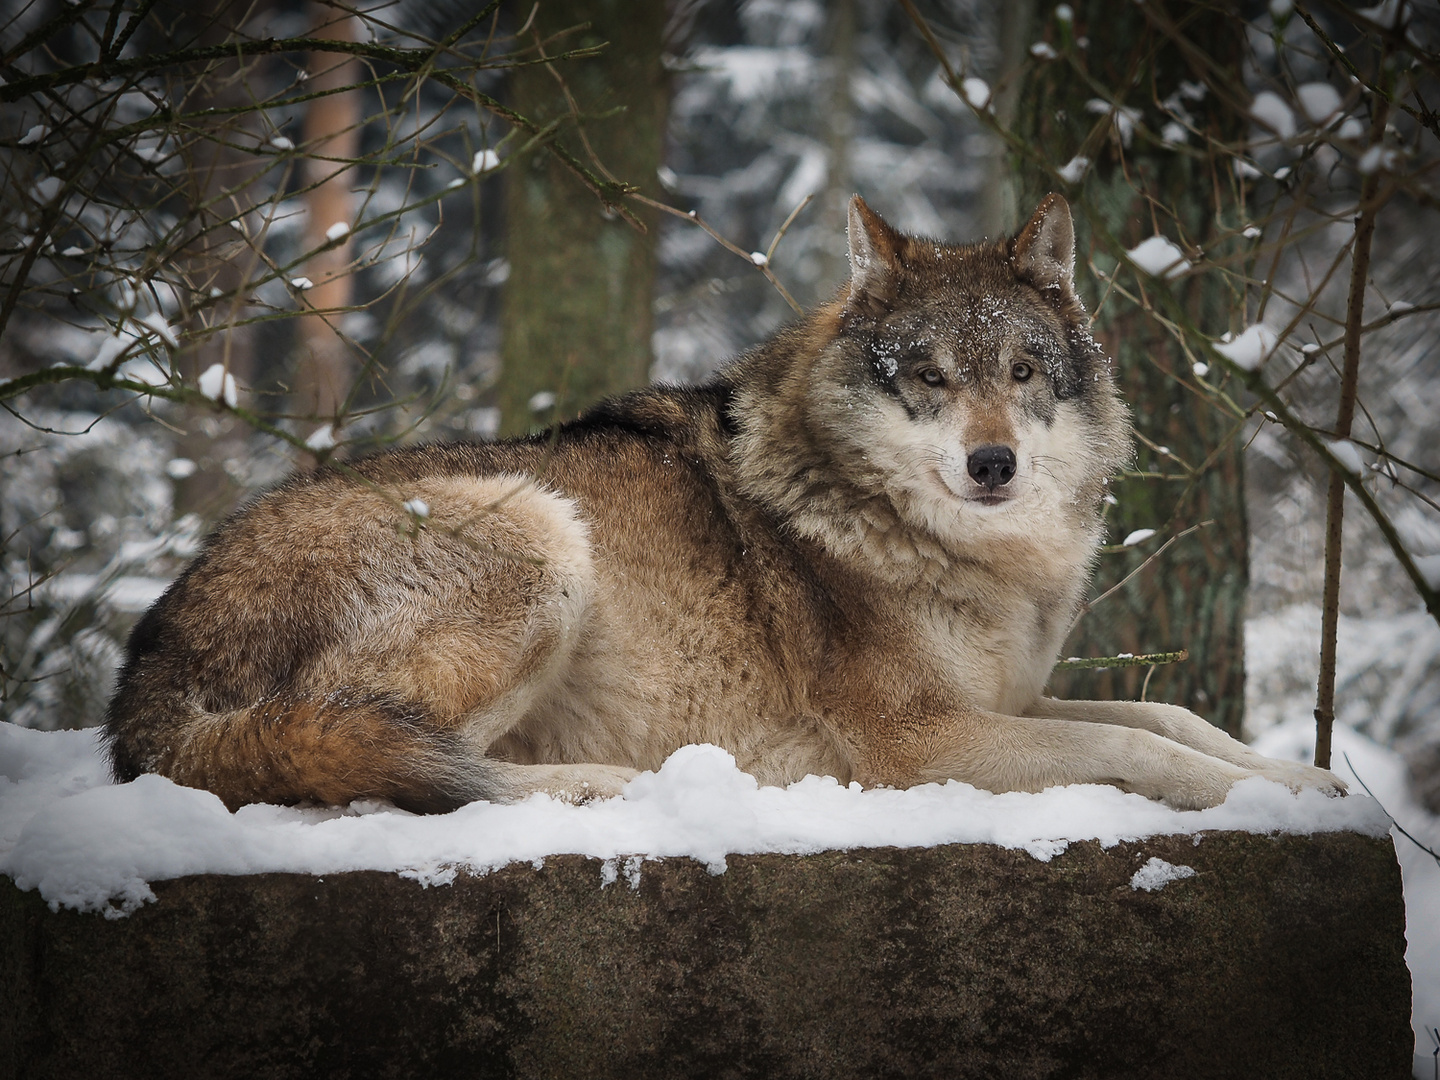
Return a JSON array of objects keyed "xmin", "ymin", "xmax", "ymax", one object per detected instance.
[{"xmin": 104, "ymin": 195, "xmax": 1341, "ymax": 812}]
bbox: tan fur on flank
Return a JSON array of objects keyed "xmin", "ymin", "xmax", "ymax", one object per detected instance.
[{"xmin": 105, "ymin": 196, "xmax": 1342, "ymax": 812}]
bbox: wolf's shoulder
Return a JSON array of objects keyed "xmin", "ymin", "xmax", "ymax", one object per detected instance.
[{"xmin": 559, "ymin": 382, "xmax": 738, "ymax": 446}]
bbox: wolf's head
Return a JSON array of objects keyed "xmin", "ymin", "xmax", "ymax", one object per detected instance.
[{"xmin": 731, "ymin": 195, "xmax": 1131, "ymax": 577}]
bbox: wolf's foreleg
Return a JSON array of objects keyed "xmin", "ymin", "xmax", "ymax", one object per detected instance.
[
  {"xmin": 861, "ymin": 710, "xmax": 1296, "ymax": 810},
  {"xmin": 1023, "ymin": 698, "xmax": 1345, "ymax": 796}
]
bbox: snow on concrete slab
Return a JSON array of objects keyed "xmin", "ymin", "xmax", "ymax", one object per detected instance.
[
  {"xmin": 0, "ymin": 724, "xmax": 1387, "ymax": 920},
  {"xmin": 1129, "ymin": 856, "xmax": 1197, "ymax": 892}
]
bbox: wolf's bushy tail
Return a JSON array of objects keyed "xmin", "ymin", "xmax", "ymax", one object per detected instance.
[{"xmin": 104, "ymin": 683, "xmax": 492, "ymax": 814}]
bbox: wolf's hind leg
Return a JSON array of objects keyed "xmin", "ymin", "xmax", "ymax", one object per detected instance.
[
  {"xmin": 474, "ymin": 760, "xmax": 640, "ymax": 804},
  {"xmin": 109, "ymin": 474, "xmax": 605, "ymax": 812}
]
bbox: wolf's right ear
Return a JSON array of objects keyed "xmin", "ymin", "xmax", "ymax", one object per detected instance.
[
  {"xmin": 1011, "ymin": 193, "xmax": 1076, "ymax": 295},
  {"xmin": 847, "ymin": 195, "xmax": 904, "ymax": 300}
]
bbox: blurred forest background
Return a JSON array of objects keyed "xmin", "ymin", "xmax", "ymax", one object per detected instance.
[
  {"xmin": 3, "ymin": 0, "xmax": 1440, "ymax": 1069},
  {"xmin": 2, "ymin": 2, "xmax": 1438, "ymax": 800}
]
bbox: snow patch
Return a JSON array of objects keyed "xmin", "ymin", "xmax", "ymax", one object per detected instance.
[
  {"xmin": 1129, "ymin": 856, "xmax": 1197, "ymax": 892},
  {"xmin": 960, "ymin": 77, "xmax": 990, "ymax": 110},
  {"xmin": 137, "ymin": 312, "xmax": 177, "ymax": 348},
  {"xmin": 1127, "ymin": 236, "xmax": 1191, "ymax": 280},
  {"xmin": 196, "ymin": 364, "xmax": 238, "ymax": 407},
  {"xmin": 20, "ymin": 573, "xmax": 170, "ymax": 613},
  {"xmin": 1057, "ymin": 156, "xmax": 1090, "ymax": 184},
  {"xmin": 304, "ymin": 424, "xmax": 336, "ymax": 451},
  {"xmin": 30, "ymin": 176, "xmax": 62, "ymax": 203},
  {"xmin": 1160, "ymin": 122, "xmax": 1188, "ymax": 146},
  {"xmin": 690, "ymin": 46, "xmax": 815, "ymax": 103},
  {"xmin": 1084, "ymin": 99, "xmax": 1141, "ymax": 146},
  {"xmin": 1213, "ymin": 324, "xmax": 1278, "ymax": 370},
  {"xmin": 1251, "ymin": 91, "xmax": 1296, "ymax": 139},
  {"xmin": 1296, "ymin": 82, "xmax": 1342, "ymax": 126},
  {"xmin": 1358, "ymin": 144, "xmax": 1399, "ymax": 175},
  {"xmin": 1326, "ymin": 438, "xmax": 1365, "ymax": 475}
]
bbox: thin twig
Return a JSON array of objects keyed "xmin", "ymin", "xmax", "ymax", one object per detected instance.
[
  {"xmin": 1054, "ymin": 650, "xmax": 1189, "ymax": 670},
  {"xmin": 628, "ymin": 193, "xmax": 805, "ymax": 314},
  {"xmin": 1343, "ymin": 753, "xmax": 1440, "ymax": 868},
  {"xmin": 766, "ymin": 193, "xmax": 815, "ymax": 264},
  {"xmin": 1078, "ymin": 522, "xmax": 1213, "ymax": 617},
  {"xmin": 1316, "ymin": 84, "xmax": 1391, "ymax": 770}
]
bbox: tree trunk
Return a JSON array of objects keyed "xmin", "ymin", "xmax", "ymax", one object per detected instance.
[
  {"xmin": 497, "ymin": 0, "xmax": 669, "ymax": 436},
  {"xmin": 1013, "ymin": 4, "xmax": 1250, "ymax": 736},
  {"xmin": 291, "ymin": 5, "xmax": 362, "ymax": 441},
  {"xmin": 169, "ymin": 1, "xmax": 275, "ymax": 520},
  {"xmin": 810, "ymin": 0, "xmax": 856, "ymax": 304}
]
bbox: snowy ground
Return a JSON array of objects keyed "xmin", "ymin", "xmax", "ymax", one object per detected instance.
[{"xmin": 1, "ymin": 716, "xmax": 1428, "ymax": 1067}]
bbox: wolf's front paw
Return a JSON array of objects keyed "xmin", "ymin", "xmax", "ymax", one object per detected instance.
[
  {"xmin": 1150, "ymin": 759, "xmax": 1254, "ymax": 811},
  {"xmin": 1254, "ymin": 758, "xmax": 1348, "ymax": 797},
  {"xmin": 1158, "ymin": 773, "xmax": 1244, "ymax": 812}
]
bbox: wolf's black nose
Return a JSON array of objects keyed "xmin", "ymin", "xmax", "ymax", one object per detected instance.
[{"xmin": 967, "ymin": 445, "xmax": 1017, "ymax": 490}]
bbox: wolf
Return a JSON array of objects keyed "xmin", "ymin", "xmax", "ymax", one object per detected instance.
[{"xmin": 104, "ymin": 195, "xmax": 1340, "ymax": 813}]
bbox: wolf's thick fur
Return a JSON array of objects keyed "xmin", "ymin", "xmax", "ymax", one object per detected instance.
[{"xmin": 105, "ymin": 196, "xmax": 1340, "ymax": 812}]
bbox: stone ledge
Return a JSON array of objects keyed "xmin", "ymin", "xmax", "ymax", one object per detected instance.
[{"xmin": 1, "ymin": 832, "xmax": 1412, "ymax": 1079}]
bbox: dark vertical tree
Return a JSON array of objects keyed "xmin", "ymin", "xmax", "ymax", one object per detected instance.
[
  {"xmin": 1013, "ymin": 3, "xmax": 1250, "ymax": 735},
  {"xmin": 291, "ymin": 5, "xmax": 363, "ymax": 444},
  {"xmin": 168, "ymin": 1, "xmax": 275, "ymax": 519},
  {"xmin": 497, "ymin": 0, "xmax": 670, "ymax": 435}
]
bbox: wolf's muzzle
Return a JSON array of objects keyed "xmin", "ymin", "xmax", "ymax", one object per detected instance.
[{"xmin": 966, "ymin": 445, "xmax": 1017, "ymax": 491}]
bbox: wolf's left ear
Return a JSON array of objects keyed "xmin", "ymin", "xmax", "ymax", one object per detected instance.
[
  {"xmin": 847, "ymin": 195, "xmax": 904, "ymax": 299},
  {"xmin": 1011, "ymin": 194, "xmax": 1075, "ymax": 295}
]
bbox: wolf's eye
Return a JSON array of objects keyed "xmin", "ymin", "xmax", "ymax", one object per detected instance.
[
  {"xmin": 918, "ymin": 367, "xmax": 946, "ymax": 387},
  {"xmin": 1011, "ymin": 361, "xmax": 1034, "ymax": 382}
]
